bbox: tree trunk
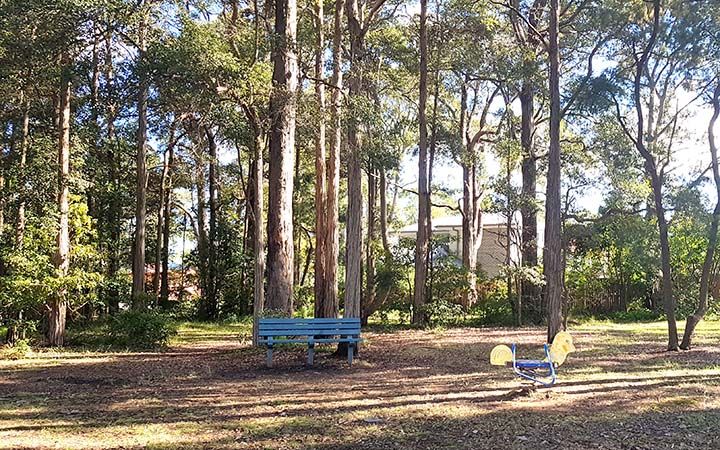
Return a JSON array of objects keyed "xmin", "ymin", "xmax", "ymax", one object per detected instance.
[
  {"xmin": 160, "ymin": 149, "xmax": 173, "ymax": 308},
  {"xmin": 545, "ymin": 0, "xmax": 563, "ymax": 343},
  {"xmin": 512, "ymin": 0, "xmax": 545, "ymax": 322},
  {"xmin": 343, "ymin": 0, "xmax": 365, "ymax": 321},
  {"xmin": 630, "ymin": 0, "xmax": 678, "ymax": 350},
  {"xmin": 48, "ymin": 53, "xmax": 72, "ymax": 347},
  {"xmin": 205, "ymin": 126, "xmax": 220, "ymax": 319},
  {"xmin": 345, "ymin": 112, "xmax": 363, "ymax": 319},
  {"xmin": 519, "ymin": 80, "xmax": 539, "ymax": 318},
  {"xmin": 194, "ymin": 148, "xmax": 210, "ymax": 306},
  {"xmin": 105, "ymin": 28, "xmax": 121, "ymax": 315},
  {"xmin": 132, "ymin": 8, "xmax": 149, "ymax": 309},
  {"xmin": 364, "ymin": 166, "xmax": 377, "ymax": 319},
  {"xmin": 323, "ymin": 0, "xmax": 344, "ymax": 319},
  {"xmin": 153, "ymin": 197, "xmax": 163, "ymax": 300},
  {"xmin": 379, "ymin": 170, "xmax": 390, "ymax": 254},
  {"xmin": 158, "ymin": 124, "xmax": 176, "ymax": 307},
  {"xmin": 252, "ymin": 131, "xmax": 266, "ymax": 344},
  {"xmin": 313, "ymin": 0, "xmax": 329, "ymax": 317},
  {"xmin": 16, "ymin": 95, "xmax": 29, "ymax": 247},
  {"xmin": 680, "ymin": 83, "xmax": 720, "ymax": 349},
  {"xmin": 266, "ymin": 0, "xmax": 298, "ymax": 314},
  {"xmin": 460, "ymin": 81, "xmax": 478, "ymax": 310},
  {"xmin": 413, "ymin": 0, "xmax": 430, "ymax": 325},
  {"xmin": 154, "ymin": 126, "xmax": 176, "ymax": 299}
]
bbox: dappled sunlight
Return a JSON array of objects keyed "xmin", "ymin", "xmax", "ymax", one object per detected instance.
[{"xmin": 2, "ymin": 321, "xmax": 720, "ymax": 448}]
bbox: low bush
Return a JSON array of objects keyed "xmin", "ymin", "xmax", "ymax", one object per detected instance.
[
  {"xmin": 471, "ymin": 296, "xmax": 516, "ymax": 326},
  {"xmin": 423, "ymin": 299, "xmax": 465, "ymax": 327},
  {"xmin": 2, "ymin": 339, "xmax": 31, "ymax": 360},
  {"xmin": 108, "ymin": 311, "xmax": 177, "ymax": 349}
]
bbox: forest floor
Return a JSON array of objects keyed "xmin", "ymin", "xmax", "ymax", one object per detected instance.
[{"xmin": 2, "ymin": 320, "xmax": 720, "ymax": 449}]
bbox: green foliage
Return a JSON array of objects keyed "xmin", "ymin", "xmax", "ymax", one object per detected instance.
[
  {"xmin": 2, "ymin": 339, "xmax": 31, "ymax": 360},
  {"xmin": 108, "ymin": 311, "xmax": 177, "ymax": 349},
  {"xmin": 422, "ymin": 299, "xmax": 464, "ymax": 328},
  {"xmin": 0, "ymin": 197, "xmax": 103, "ymax": 330},
  {"xmin": 428, "ymin": 236, "xmax": 468, "ymax": 305},
  {"xmin": 470, "ymin": 282, "xmax": 516, "ymax": 326}
]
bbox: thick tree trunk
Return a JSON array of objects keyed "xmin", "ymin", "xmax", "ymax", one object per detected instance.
[
  {"xmin": 313, "ymin": 0, "xmax": 329, "ymax": 317},
  {"xmin": 132, "ymin": 9, "xmax": 149, "ymax": 309},
  {"xmin": 345, "ymin": 113, "xmax": 363, "ymax": 319},
  {"xmin": 511, "ymin": 0, "xmax": 545, "ymax": 322},
  {"xmin": 654, "ymin": 181, "xmax": 678, "ymax": 349},
  {"xmin": 519, "ymin": 81, "xmax": 539, "ymax": 318},
  {"xmin": 413, "ymin": 0, "xmax": 430, "ymax": 325},
  {"xmin": 545, "ymin": 0, "xmax": 563, "ymax": 343},
  {"xmin": 48, "ymin": 54, "xmax": 72, "ymax": 347},
  {"xmin": 343, "ymin": 0, "xmax": 365, "ymax": 321},
  {"xmin": 681, "ymin": 83, "xmax": 720, "ymax": 350},
  {"xmin": 266, "ymin": 0, "xmax": 298, "ymax": 314},
  {"xmin": 323, "ymin": 0, "xmax": 344, "ymax": 319}
]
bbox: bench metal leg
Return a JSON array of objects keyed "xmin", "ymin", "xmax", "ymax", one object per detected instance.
[
  {"xmin": 348, "ymin": 343, "xmax": 354, "ymax": 366},
  {"xmin": 307, "ymin": 344, "xmax": 315, "ymax": 366},
  {"xmin": 266, "ymin": 346, "xmax": 273, "ymax": 368}
]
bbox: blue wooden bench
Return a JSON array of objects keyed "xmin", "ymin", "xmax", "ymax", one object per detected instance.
[{"xmin": 258, "ymin": 318, "xmax": 362, "ymax": 367}]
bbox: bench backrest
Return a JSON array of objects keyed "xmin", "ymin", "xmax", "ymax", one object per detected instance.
[{"xmin": 258, "ymin": 318, "xmax": 361, "ymax": 338}]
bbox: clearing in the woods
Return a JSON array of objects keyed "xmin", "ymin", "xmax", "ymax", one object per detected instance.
[{"xmin": 2, "ymin": 321, "xmax": 720, "ymax": 450}]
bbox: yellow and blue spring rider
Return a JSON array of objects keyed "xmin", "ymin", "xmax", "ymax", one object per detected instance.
[{"xmin": 490, "ymin": 332, "xmax": 575, "ymax": 386}]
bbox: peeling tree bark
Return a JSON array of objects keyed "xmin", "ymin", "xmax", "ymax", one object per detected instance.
[
  {"xmin": 545, "ymin": 0, "xmax": 563, "ymax": 343},
  {"xmin": 323, "ymin": 0, "xmax": 344, "ymax": 319},
  {"xmin": 313, "ymin": 0, "xmax": 329, "ymax": 317},
  {"xmin": 48, "ymin": 53, "xmax": 72, "ymax": 347},
  {"xmin": 266, "ymin": 0, "xmax": 298, "ymax": 314}
]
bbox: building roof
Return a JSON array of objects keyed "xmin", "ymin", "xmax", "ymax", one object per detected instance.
[{"xmin": 398, "ymin": 213, "xmax": 517, "ymax": 234}]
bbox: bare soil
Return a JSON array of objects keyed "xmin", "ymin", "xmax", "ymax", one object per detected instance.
[{"xmin": 1, "ymin": 321, "xmax": 719, "ymax": 449}]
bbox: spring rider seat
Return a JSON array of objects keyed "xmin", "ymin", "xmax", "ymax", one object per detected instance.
[{"xmin": 490, "ymin": 332, "xmax": 576, "ymax": 386}]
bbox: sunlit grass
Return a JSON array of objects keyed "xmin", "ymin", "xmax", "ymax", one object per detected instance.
[
  {"xmin": 171, "ymin": 320, "xmax": 253, "ymax": 345},
  {"xmin": 2, "ymin": 319, "xmax": 720, "ymax": 449}
]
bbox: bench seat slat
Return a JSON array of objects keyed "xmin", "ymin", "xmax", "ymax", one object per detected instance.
[
  {"xmin": 258, "ymin": 338, "xmax": 362, "ymax": 344},
  {"xmin": 259, "ymin": 330, "xmax": 360, "ymax": 337},
  {"xmin": 259, "ymin": 322, "xmax": 361, "ymax": 328},
  {"xmin": 259, "ymin": 326, "xmax": 360, "ymax": 332},
  {"xmin": 259, "ymin": 318, "xmax": 360, "ymax": 324}
]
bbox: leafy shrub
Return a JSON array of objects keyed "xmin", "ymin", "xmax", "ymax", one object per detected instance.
[
  {"xmin": 471, "ymin": 292, "xmax": 516, "ymax": 326},
  {"xmin": 423, "ymin": 299, "xmax": 464, "ymax": 327},
  {"xmin": 2, "ymin": 339, "xmax": 31, "ymax": 360},
  {"xmin": 165, "ymin": 294, "xmax": 200, "ymax": 321},
  {"xmin": 108, "ymin": 311, "xmax": 177, "ymax": 349},
  {"xmin": 602, "ymin": 303, "xmax": 663, "ymax": 323}
]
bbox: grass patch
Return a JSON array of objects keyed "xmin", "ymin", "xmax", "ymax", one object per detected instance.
[{"xmin": 2, "ymin": 319, "xmax": 720, "ymax": 449}]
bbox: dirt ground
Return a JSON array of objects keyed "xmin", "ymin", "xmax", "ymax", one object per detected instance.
[{"xmin": 1, "ymin": 320, "xmax": 720, "ymax": 449}]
